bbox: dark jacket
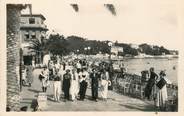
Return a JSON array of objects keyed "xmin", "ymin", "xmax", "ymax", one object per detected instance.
[{"xmin": 90, "ymin": 72, "xmax": 100, "ymax": 87}]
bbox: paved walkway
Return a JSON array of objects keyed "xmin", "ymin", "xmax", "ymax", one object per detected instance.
[{"xmin": 20, "ymin": 69, "xmax": 155, "ymax": 111}]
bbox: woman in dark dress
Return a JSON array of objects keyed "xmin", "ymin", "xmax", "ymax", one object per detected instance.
[
  {"xmin": 62, "ymin": 69, "xmax": 71, "ymax": 101},
  {"xmin": 145, "ymin": 67, "xmax": 158, "ymax": 100}
]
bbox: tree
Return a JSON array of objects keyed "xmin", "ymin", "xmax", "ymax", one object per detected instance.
[
  {"xmin": 7, "ymin": 4, "xmax": 27, "ymax": 111},
  {"xmin": 160, "ymin": 46, "xmax": 170, "ymax": 54},
  {"xmin": 27, "ymin": 37, "xmax": 46, "ymax": 64},
  {"xmin": 46, "ymin": 34, "xmax": 68, "ymax": 56}
]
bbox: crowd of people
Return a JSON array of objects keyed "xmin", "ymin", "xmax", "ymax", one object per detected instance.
[
  {"xmin": 39, "ymin": 58, "xmax": 112, "ymax": 102},
  {"xmin": 22, "ymin": 56, "xmax": 172, "ymax": 111}
]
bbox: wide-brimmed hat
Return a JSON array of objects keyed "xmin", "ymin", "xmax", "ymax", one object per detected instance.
[{"xmin": 159, "ymin": 70, "xmax": 166, "ymax": 76}]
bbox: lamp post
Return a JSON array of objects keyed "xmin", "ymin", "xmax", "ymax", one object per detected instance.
[
  {"xmin": 108, "ymin": 42, "xmax": 113, "ymax": 60},
  {"xmin": 87, "ymin": 46, "xmax": 91, "ymax": 55},
  {"xmin": 108, "ymin": 42, "xmax": 113, "ymax": 90},
  {"xmin": 84, "ymin": 47, "xmax": 87, "ymax": 58},
  {"xmin": 87, "ymin": 46, "xmax": 91, "ymax": 59},
  {"xmin": 77, "ymin": 49, "xmax": 79, "ymax": 59}
]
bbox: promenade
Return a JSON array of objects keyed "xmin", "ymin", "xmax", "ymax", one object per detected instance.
[{"xmin": 20, "ymin": 69, "xmax": 155, "ymax": 111}]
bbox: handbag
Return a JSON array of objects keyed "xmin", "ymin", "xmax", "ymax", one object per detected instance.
[{"xmin": 156, "ymin": 78, "xmax": 167, "ymax": 89}]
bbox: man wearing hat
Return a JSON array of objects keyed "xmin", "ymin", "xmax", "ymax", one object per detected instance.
[
  {"xmin": 90, "ymin": 68, "xmax": 100, "ymax": 102},
  {"xmin": 62, "ymin": 69, "xmax": 71, "ymax": 101},
  {"xmin": 53, "ymin": 69, "xmax": 61, "ymax": 102}
]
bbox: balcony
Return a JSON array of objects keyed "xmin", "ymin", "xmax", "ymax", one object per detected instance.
[{"xmin": 20, "ymin": 23, "xmax": 48, "ymax": 31}]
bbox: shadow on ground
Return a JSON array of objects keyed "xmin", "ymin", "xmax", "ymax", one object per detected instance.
[{"xmin": 119, "ymin": 103, "xmax": 156, "ymax": 111}]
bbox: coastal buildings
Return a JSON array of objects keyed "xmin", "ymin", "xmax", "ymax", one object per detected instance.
[
  {"xmin": 111, "ymin": 46, "xmax": 123, "ymax": 55},
  {"xmin": 130, "ymin": 44, "xmax": 139, "ymax": 49},
  {"xmin": 20, "ymin": 14, "xmax": 48, "ymax": 65}
]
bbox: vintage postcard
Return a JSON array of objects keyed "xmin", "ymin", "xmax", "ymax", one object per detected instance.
[{"xmin": 0, "ymin": 0, "xmax": 184, "ymax": 115}]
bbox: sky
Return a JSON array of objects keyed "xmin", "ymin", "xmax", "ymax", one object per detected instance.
[{"xmin": 21, "ymin": 0, "xmax": 180, "ymax": 50}]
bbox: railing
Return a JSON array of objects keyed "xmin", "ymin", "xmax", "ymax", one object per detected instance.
[
  {"xmin": 20, "ymin": 24, "xmax": 47, "ymax": 29},
  {"xmin": 112, "ymin": 71, "xmax": 178, "ymax": 111}
]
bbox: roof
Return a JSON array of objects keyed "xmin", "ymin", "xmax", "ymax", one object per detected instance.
[{"xmin": 21, "ymin": 14, "xmax": 46, "ymax": 20}]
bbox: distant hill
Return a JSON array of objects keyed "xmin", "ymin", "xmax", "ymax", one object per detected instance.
[{"xmin": 46, "ymin": 34, "xmax": 178, "ymax": 56}]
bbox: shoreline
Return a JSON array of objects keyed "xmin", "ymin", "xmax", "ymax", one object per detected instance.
[
  {"xmin": 110, "ymin": 55, "xmax": 179, "ymax": 61},
  {"xmin": 76, "ymin": 54, "xmax": 179, "ymax": 61}
]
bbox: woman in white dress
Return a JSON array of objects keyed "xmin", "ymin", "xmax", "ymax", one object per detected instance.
[
  {"xmin": 79, "ymin": 68, "xmax": 89, "ymax": 100},
  {"xmin": 100, "ymin": 69, "xmax": 110, "ymax": 101},
  {"xmin": 70, "ymin": 68, "xmax": 79, "ymax": 101},
  {"xmin": 155, "ymin": 70, "xmax": 171, "ymax": 111}
]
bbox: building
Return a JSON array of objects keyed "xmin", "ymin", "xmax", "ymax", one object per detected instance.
[
  {"xmin": 130, "ymin": 44, "xmax": 139, "ymax": 49},
  {"xmin": 111, "ymin": 46, "xmax": 123, "ymax": 55},
  {"xmin": 20, "ymin": 14, "xmax": 48, "ymax": 65}
]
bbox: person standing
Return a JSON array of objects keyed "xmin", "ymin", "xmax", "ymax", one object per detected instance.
[
  {"xmin": 100, "ymin": 69, "xmax": 110, "ymax": 101},
  {"xmin": 22, "ymin": 66, "xmax": 27, "ymax": 86},
  {"xmin": 58, "ymin": 63, "xmax": 64, "ymax": 95},
  {"xmin": 108, "ymin": 62, "xmax": 114, "ymax": 90},
  {"xmin": 63, "ymin": 62, "xmax": 66, "ymax": 71},
  {"xmin": 55, "ymin": 62, "xmax": 61, "ymax": 72},
  {"xmin": 79, "ymin": 68, "xmax": 89, "ymax": 101},
  {"xmin": 70, "ymin": 69, "xmax": 79, "ymax": 101},
  {"xmin": 48, "ymin": 61, "xmax": 55, "ymax": 81},
  {"xmin": 76, "ymin": 60, "xmax": 82, "ymax": 73},
  {"xmin": 155, "ymin": 71, "xmax": 171, "ymax": 111},
  {"xmin": 53, "ymin": 69, "xmax": 61, "ymax": 102},
  {"xmin": 40, "ymin": 66, "xmax": 49, "ymax": 92},
  {"xmin": 90, "ymin": 68, "xmax": 100, "ymax": 102},
  {"xmin": 32, "ymin": 59, "xmax": 35, "ymax": 69},
  {"xmin": 62, "ymin": 69, "xmax": 71, "ymax": 101},
  {"xmin": 145, "ymin": 67, "xmax": 158, "ymax": 100},
  {"xmin": 27, "ymin": 65, "xmax": 34, "ymax": 87}
]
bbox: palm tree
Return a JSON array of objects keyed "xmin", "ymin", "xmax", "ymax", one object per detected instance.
[
  {"xmin": 27, "ymin": 37, "xmax": 46, "ymax": 64},
  {"xmin": 7, "ymin": 4, "xmax": 27, "ymax": 111}
]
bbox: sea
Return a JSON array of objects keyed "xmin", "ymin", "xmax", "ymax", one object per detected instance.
[{"xmin": 118, "ymin": 58, "xmax": 178, "ymax": 84}]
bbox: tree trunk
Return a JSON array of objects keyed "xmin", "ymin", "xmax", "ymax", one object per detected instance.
[{"xmin": 7, "ymin": 4, "xmax": 25, "ymax": 111}]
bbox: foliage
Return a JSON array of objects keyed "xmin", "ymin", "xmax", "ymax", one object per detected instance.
[
  {"xmin": 139, "ymin": 44, "xmax": 170, "ymax": 56},
  {"xmin": 27, "ymin": 38, "xmax": 46, "ymax": 63},
  {"xmin": 46, "ymin": 34, "xmax": 68, "ymax": 56},
  {"xmin": 33, "ymin": 34, "xmax": 176, "ymax": 57}
]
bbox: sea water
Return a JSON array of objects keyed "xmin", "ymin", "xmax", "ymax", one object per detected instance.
[{"xmin": 121, "ymin": 58, "xmax": 178, "ymax": 84}]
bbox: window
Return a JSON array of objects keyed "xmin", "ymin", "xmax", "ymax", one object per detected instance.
[
  {"xmin": 25, "ymin": 33, "xmax": 29, "ymax": 39},
  {"xmin": 31, "ymin": 35, "xmax": 36, "ymax": 39},
  {"xmin": 24, "ymin": 31, "xmax": 30, "ymax": 42},
  {"xmin": 24, "ymin": 34, "xmax": 29, "ymax": 42},
  {"xmin": 31, "ymin": 32, "xmax": 36, "ymax": 39},
  {"xmin": 29, "ymin": 18, "xmax": 35, "ymax": 24},
  {"xmin": 41, "ymin": 20, "xmax": 43, "ymax": 24}
]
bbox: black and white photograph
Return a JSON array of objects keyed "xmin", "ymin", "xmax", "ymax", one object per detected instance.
[{"xmin": 1, "ymin": 0, "xmax": 183, "ymax": 113}]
